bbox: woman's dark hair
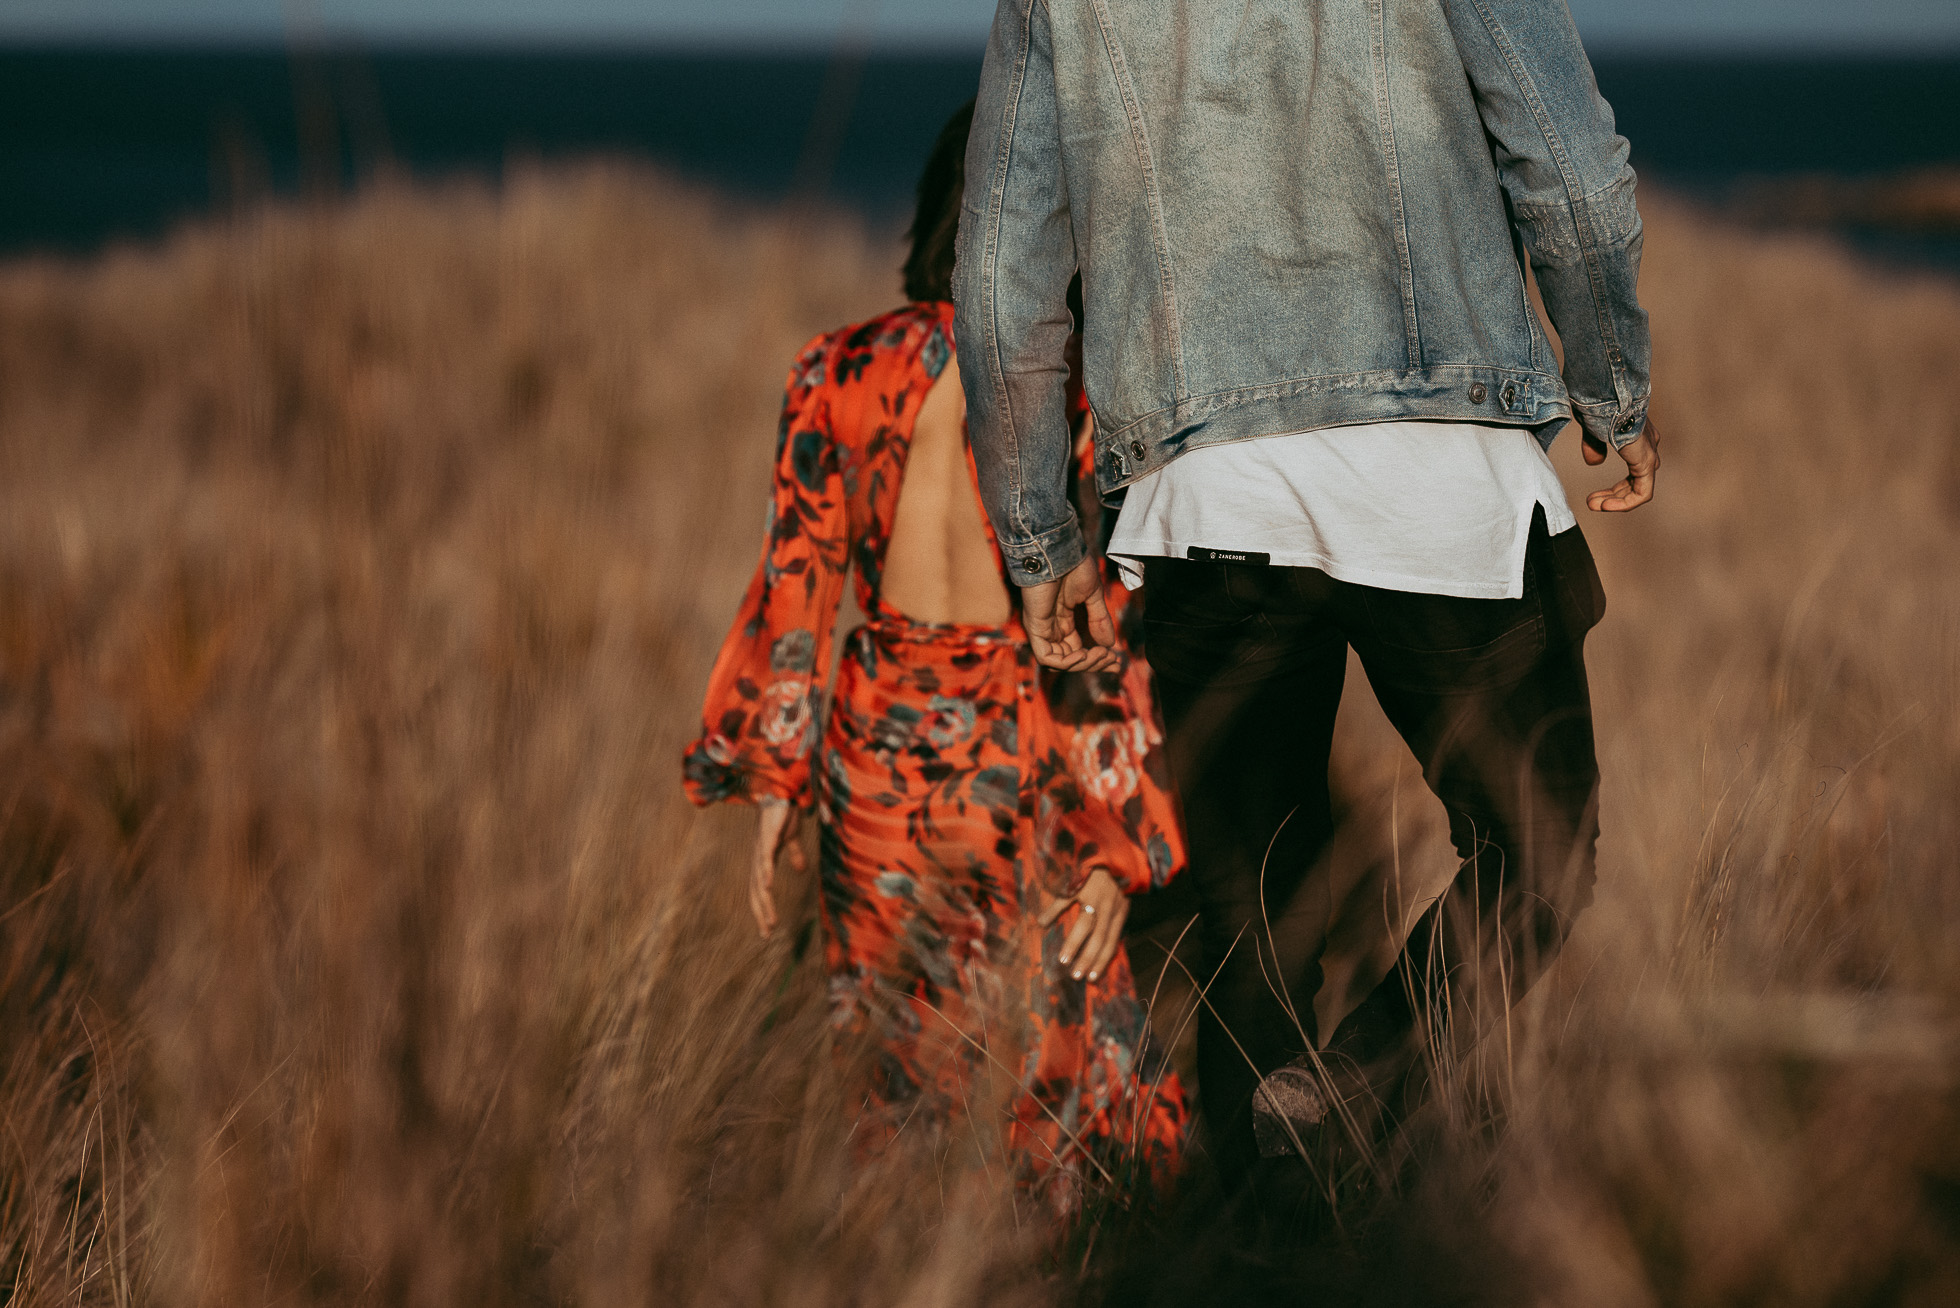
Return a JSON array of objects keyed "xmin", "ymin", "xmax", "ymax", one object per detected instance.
[{"xmin": 904, "ymin": 99, "xmax": 976, "ymax": 303}]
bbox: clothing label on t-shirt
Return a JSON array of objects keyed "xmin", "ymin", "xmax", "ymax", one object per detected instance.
[{"xmin": 1187, "ymin": 546, "xmax": 1271, "ymax": 566}]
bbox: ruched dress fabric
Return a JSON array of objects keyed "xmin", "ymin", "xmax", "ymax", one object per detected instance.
[{"xmin": 684, "ymin": 301, "xmax": 1189, "ymax": 1204}]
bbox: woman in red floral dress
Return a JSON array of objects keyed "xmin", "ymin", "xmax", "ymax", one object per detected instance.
[{"xmin": 683, "ymin": 106, "xmax": 1189, "ymax": 1205}]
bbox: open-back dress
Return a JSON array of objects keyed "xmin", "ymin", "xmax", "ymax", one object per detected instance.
[{"xmin": 684, "ymin": 301, "xmax": 1189, "ymax": 1199}]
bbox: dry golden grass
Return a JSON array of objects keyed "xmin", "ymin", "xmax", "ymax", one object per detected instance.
[
  {"xmin": 2, "ymin": 164, "xmax": 1959, "ymax": 1306},
  {"xmin": 1738, "ymin": 168, "xmax": 1960, "ymax": 232}
]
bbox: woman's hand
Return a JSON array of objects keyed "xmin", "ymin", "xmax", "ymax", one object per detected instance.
[
  {"xmin": 1041, "ymin": 867, "xmax": 1129, "ymax": 983},
  {"xmin": 751, "ymin": 799, "xmax": 804, "ymax": 938}
]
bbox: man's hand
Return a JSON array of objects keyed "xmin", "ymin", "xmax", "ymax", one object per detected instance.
[
  {"xmin": 1583, "ymin": 416, "xmax": 1661, "ymax": 512},
  {"xmin": 1021, "ymin": 554, "xmax": 1119, "ymax": 672},
  {"xmin": 749, "ymin": 799, "xmax": 803, "ymax": 938},
  {"xmin": 1040, "ymin": 867, "xmax": 1129, "ymax": 983}
]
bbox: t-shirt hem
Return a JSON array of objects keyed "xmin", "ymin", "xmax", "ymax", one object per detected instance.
[
  {"xmin": 1108, "ymin": 544, "xmax": 1528, "ymax": 600},
  {"xmin": 1541, "ymin": 500, "xmax": 1579, "ymax": 536}
]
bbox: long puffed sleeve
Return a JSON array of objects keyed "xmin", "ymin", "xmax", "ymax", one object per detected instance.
[{"xmin": 683, "ymin": 335, "xmax": 850, "ymax": 808}]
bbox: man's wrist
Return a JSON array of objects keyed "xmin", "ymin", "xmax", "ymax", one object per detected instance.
[
  {"xmin": 1572, "ymin": 398, "xmax": 1650, "ymax": 452},
  {"xmin": 1004, "ymin": 519, "xmax": 1090, "ymax": 587}
]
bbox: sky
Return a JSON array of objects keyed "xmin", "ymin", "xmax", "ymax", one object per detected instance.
[{"xmin": 2, "ymin": 0, "xmax": 1958, "ymax": 52}]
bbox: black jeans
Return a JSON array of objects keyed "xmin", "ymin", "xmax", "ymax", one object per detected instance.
[{"xmin": 1141, "ymin": 510, "xmax": 1605, "ymax": 1185}]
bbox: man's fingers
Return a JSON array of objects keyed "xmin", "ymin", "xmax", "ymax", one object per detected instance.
[
  {"xmin": 1032, "ymin": 645, "xmax": 1088, "ymax": 671},
  {"xmin": 1030, "ymin": 633, "xmax": 1100, "ymax": 671},
  {"xmin": 1027, "ymin": 618, "xmax": 1083, "ymax": 656},
  {"xmin": 1020, "ymin": 578, "xmax": 1064, "ymax": 627},
  {"xmin": 1059, "ymin": 556, "xmax": 1119, "ymax": 655},
  {"xmin": 1023, "ymin": 559, "xmax": 1121, "ymax": 671},
  {"xmin": 1585, "ymin": 480, "xmax": 1627, "ymax": 510},
  {"xmin": 1047, "ymin": 626, "xmax": 1087, "ymax": 657},
  {"xmin": 1079, "ymin": 594, "xmax": 1118, "ymax": 652},
  {"xmin": 1038, "ymin": 649, "xmax": 1117, "ymax": 674},
  {"xmin": 1581, "ymin": 433, "xmax": 1609, "ymax": 466},
  {"xmin": 1585, "ymin": 418, "xmax": 1660, "ymax": 512},
  {"xmin": 1038, "ymin": 634, "xmax": 1117, "ymax": 675},
  {"xmin": 1587, "ymin": 461, "xmax": 1657, "ymax": 512},
  {"xmin": 1587, "ymin": 471, "xmax": 1655, "ymax": 513},
  {"xmin": 1025, "ymin": 614, "xmax": 1069, "ymax": 645}
]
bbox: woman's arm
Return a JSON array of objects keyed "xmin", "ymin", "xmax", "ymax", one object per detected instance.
[
  {"xmin": 682, "ymin": 334, "xmax": 851, "ymax": 812},
  {"xmin": 748, "ymin": 799, "xmax": 804, "ymax": 938}
]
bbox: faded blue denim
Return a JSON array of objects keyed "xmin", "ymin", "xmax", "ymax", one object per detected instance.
[{"xmin": 952, "ymin": 0, "xmax": 1652, "ymax": 584}]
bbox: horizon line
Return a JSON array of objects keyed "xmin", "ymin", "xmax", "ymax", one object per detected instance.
[{"xmin": 3, "ymin": 32, "xmax": 1960, "ymax": 60}]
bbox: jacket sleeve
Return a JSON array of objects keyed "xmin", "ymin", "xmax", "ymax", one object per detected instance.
[
  {"xmin": 682, "ymin": 337, "xmax": 849, "ymax": 808},
  {"xmin": 1442, "ymin": 0, "xmax": 1652, "ymax": 448},
  {"xmin": 953, "ymin": 0, "xmax": 1086, "ymax": 586}
]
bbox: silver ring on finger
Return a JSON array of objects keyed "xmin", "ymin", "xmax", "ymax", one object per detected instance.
[{"xmin": 1081, "ymin": 904, "xmax": 1096, "ymax": 915}]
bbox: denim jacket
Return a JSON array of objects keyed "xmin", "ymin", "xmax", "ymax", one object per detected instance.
[{"xmin": 952, "ymin": 0, "xmax": 1652, "ymax": 584}]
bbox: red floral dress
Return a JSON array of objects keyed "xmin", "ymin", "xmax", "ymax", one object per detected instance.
[{"xmin": 684, "ymin": 301, "xmax": 1189, "ymax": 1204}]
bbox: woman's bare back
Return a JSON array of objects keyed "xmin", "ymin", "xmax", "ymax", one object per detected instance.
[{"xmin": 882, "ymin": 360, "xmax": 1014, "ymax": 626}]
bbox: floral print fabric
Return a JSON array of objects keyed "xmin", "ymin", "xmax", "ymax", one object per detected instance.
[{"xmin": 684, "ymin": 301, "xmax": 1188, "ymax": 1200}]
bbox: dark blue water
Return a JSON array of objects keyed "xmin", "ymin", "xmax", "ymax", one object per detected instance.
[{"xmin": 2, "ymin": 46, "xmax": 1957, "ymax": 270}]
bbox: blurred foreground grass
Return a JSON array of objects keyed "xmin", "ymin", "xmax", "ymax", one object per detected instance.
[{"xmin": 3, "ymin": 166, "xmax": 1960, "ymax": 1305}]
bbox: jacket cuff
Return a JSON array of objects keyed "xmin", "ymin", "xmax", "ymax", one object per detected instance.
[
  {"xmin": 1000, "ymin": 516, "xmax": 1089, "ymax": 587},
  {"xmin": 1572, "ymin": 398, "xmax": 1650, "ymax": 450}
]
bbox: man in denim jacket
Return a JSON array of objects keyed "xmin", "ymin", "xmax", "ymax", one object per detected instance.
[{"xmin": 953, "ymin": 0, "xmax": 1661, "ymax": 1195}]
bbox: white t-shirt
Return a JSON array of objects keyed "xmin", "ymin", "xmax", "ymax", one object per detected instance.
[{"xmin": 1105, "ymin": 420, "xmax": 1576, "ymax": 599}]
